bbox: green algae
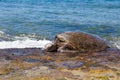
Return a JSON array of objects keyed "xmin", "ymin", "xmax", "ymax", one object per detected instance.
[
  {"xmin": 86, "ymin": 76, "xmax": 109, "ymax": 80},
  {"xmin": 56, "ymin": 77, "xmax": 67, "ymax": 80},
  {"xmin": 94, "ymin": 76, "xmax": 109, "ymax": 80}
]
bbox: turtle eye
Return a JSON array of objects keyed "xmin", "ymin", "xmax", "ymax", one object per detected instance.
[
  {"xmin": 59, "ymin": 40, "xmax": 64, "ymax": 42},
  {"xmin": 59, "ymin": 38, "xmax": 65, "ymax": 42}
]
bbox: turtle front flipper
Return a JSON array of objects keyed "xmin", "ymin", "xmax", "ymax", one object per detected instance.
[{"xmin": 57, "ymin": 43, "xmax": 79, "ymax": 53}]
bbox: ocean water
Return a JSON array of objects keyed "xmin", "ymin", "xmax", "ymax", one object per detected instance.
[{"xmin": 0, "ymin": 0, "xmax": 120, "ymax": 49}]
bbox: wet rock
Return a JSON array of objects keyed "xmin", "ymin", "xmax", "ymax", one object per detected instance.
[
  {"xmin": 61, "ymin": 61, "xmax": 86, "ymax": 69},
  {"xmin": 23, "ymin": 59, "xmax": 41, "ymax": 63},
  {"xmin": 64, "ymin": 68, "xmax": 118, "ymax": 80},
  {"xmin": 30, "ymin": 77, "xmax": 51, "ymax": 80},
  {"xmin": 0, "ymin": 68, "xmax": 13, "ymax": 75},
  {"xmin": 8, "ymin": 60, "xmax": 39, "ymax": 69},
  {"xmin": 25, "ymin": 66, "xmax": 50, "ymax": 77},
  {"xmin": 47, "ymin": 60, "xmax": 86, "ymax": 69},
  {"xmin": 0, "ymin": 47, "xmax": 120, "ymax": 80},
  {"xmin": 0, "ymin": 60, "xmax": 11, "ymax": 75},
  {"xmin": 85, "ymin": 68, "xmax": 117, "ymax": 80},
  {"xmin": 0, "ymin": 48, "xmax": 44, "ymax": 56}
]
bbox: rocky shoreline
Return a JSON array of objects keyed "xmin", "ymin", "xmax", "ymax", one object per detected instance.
[{"xmin": 0, "ymin": 47, "xmax": 120, "ymax": 80}]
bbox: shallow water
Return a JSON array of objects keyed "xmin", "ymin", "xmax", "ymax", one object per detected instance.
[{"xmin": 0, "ymin": 0, "xmax": 120, "ymax": 49}]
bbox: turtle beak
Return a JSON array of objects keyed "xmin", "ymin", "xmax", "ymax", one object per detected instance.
[{"xmin": 54, "ymin": 36, "xmax": 59, "ymax": 43}]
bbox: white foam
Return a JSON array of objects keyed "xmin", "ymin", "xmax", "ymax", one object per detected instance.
[
  {"xmin": 109, "ymin": 37, "xmax": 120, "ymax": 49},
  {"xmin": 0, "ymin": 39, "xmax": 52, "ymax": 49},
  {"xmin": 113, "ymin": 40, "xmax": 120, "ymax": 49}
]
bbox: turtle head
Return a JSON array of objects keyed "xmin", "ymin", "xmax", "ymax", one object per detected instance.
[{"xmin": 54, "ymin": 33, "xmax": 69, "ymax": 47}]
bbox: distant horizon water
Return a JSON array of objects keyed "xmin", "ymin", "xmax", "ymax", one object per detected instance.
[{"xmin": 0, "ymin": 0, "xmax": 120, "ymax": 49}]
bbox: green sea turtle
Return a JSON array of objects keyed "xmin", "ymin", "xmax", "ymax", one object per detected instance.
[{"xmin": 45, "ymin": 32, "xmax": 109, "ymax": 52}]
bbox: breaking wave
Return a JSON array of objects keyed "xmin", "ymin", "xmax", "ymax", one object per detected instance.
[
  {"xmin": 0, "ymin": 31, "xmax": 52, "ymax": 49},
  {"xmin": 0, "ymin": 39, "xmax": 51, "ymax": 49}
]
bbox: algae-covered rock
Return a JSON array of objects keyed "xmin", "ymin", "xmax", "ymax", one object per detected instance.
[
  {"xmin": 0, "ymin": 46, "xmax": 120, "ymax": 80},
  {"xmin": 0, "ymin": 68, "xmax": 10, "ymax": 75},
  {"xmin": 25, "ymin": 66, "xmax": 50, "ymax": 77}
]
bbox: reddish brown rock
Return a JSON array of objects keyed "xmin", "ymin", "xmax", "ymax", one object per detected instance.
[{"xmin": 0, "ymin": 48, "xmax": 120, "ymax": 80}]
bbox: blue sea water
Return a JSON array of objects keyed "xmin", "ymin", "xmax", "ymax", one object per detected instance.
[{"xmin": 0, "ymin": 0, "xmax": 120, "ymax": 48}]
